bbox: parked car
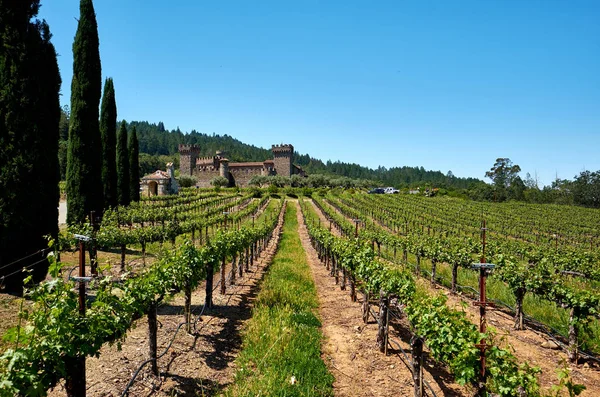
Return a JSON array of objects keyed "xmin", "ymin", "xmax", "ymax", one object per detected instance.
[
  {"xmin": 368, "ymin": 188, "xmax": 385, "ymax": 194},
  {"xmin": 384, "ymin": 187, "xmax": 399, "ymax": 194}
]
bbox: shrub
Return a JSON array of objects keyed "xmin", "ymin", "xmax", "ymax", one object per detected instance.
[{"xmin": 178, "ymin": 175, "xmax": 197, "ymax": 188}]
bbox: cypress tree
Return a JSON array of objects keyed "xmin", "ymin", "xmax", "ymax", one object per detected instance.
[
  {"xmin": 100, "ymin": 78, "xmax": 117, "ymax": 208},
  {"xmin": 0, "ymin": 1, "xmax": 61, "ymax": 291},
  {"xmin": 129, "ymin": 126, "xmax": 140, "ymax": 202},
  {"xmin": 66, "ymin": 0, "xmax": 103, "ymax": 224},
  {"xmin": 116, "ymin": 121, "xmax": 130, "ymax": 206}
]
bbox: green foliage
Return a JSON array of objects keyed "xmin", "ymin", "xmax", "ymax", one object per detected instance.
[
  {"xmin": 572, "ymin": 170, "xmax": 600, "ymax": 208},
  {"xmin": 66, "ymin": 0, "xmax": 103, "ymax": 224},
  {"xmin": 0, "ymin": 0, "xmax": 61, "ymax": 290},
  {"xmin": 0, "ymin": 200, "xmax": 284, "ymax": 395},
  {"xmin": 128, "ymin": 126, "xmax": 140, "ymax": 202},
  {"xmin": 116, "ymin": 121, "xmax": 130, "ymax": 206},
  {"xmin": 178, "ymin": 175, "xmax": 197, "ymax": 188},
  {"xmin": 138, "ymin": 153, "xmax": 178, "ymax": 178},
  {"xmin": 547, "ymin": 360, "xmax": 586, "ymax": 397},
  {"xmin": 121, "ymin": 120, "xmax": 480, "ymax": 189},
  {"xmin": 100, "ymin": 78, "xmax": 117, "ymax": 208},
  {"xmin": 210, "ymin": 176, "xmax": 229, "ymax": 188},
  {"xmin": 301, "ymin": 197, "xmax": 543, "ymax": 395}
]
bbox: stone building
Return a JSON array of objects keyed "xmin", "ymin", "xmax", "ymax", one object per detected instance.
[
  {"xmin": 179, "ymin": 143, "xmax": 306, "ymax": 187},
  {"xmin": 140, "ymin": 162, "xmax": 179, "ymax": 196}
]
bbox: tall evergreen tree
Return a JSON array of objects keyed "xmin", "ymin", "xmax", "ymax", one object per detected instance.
[
  {"xmin": 129, "ymin": 126, "xmax": 140, "ymax": 202},
  {"xmin": 100, "ymin": 78, "xmax": 117, "ymax": 208},
  {"xmin": 66, "ymin": 0, "xmax": 103, "ymax": 224},
  {"xmin": 116, "ymin": 121, "xmax": 130, "ymax": 206},
  {"xmin": 0, "ymin": 1, "xmax": 61, "ymax": 291}
]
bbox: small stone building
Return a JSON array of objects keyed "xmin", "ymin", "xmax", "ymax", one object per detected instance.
[
  {"xmin": 179, "ymin": 143, "xmax": 307, "ymax": 187},
  {"xmin": 141, "ymin": 163, "xmax": 179, "ymax": 196}
]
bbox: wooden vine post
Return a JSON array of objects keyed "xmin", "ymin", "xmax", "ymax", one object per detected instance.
[
  {"xmin": 184, "ymin": 281, "xmax": 192, "ymax": 333},
  {"xmin": 148, "ymin": 301, "xmax": 158, "ymax": 376},
  {"xmin": 362, "ymin": 290, "xmax": 370, "ymax": 323},
  {"xmin": 230, "ymin": 254, "xmax": 237, "ymax": 285},
  {"xmin": 568, "ymin": 308, "xmax": 579, "ymax": 363},
  {"xmin": 205, "ymin": 255, "xmax": 214, "ymax": 309},
  {"xmin": 411, "ymin": 336, "xmax": 424, "ymax": 397},
  {"xmin": 65, "ymin": 234, "xmax": 91, "ymax": 397},
  {"xmin": 377, "ymin": 290, "xmax": 389, "ymax": 353},
  {"xmin": 220, "ymin": 255, "xmax": 226, "ymax": 294},
  {"xmin": 472, "ymin": 220, "xmax": 495, "ymax": 396},
  {"xmin": 220, "ymin": 211, "xmax": 229, "ymax": 295},
  {"xmin": 351, "ymin": 218, "xmax": 361, "ymax": 303}
]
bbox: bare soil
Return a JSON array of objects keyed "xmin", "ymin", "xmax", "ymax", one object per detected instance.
[
  {"xmin": 295, "ymin": 201, "xmax": 470, "ymax": 397},
  {"xmin": 46, "ymin": 208, "xmax": 286, "ymax": 397},
  {"xmin": 316, "ymin": 197, "xmax": 600, "ymax": 395},
  {"xmin": 437, "ymin": 282, "xmax": 600, "ymax": 396}
]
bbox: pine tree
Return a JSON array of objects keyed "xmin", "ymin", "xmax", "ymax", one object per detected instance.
[
  {"xmin": 0, "ymin": 1, "xmax": 61, "ymax": 291},
  {"xmin": 129, "ymin": 126, "xmax": 140, "ymax": 202},
  {"xmin": 100, "ymin": 78, "xmax": 117, "ymax": 208},
  {"xmin": 66, "ymin": 0, "xmax": 103, "ymax": 224},
  {"xmin": 116, "ymin": 121, "xmax": 130, "ymax": 206}
]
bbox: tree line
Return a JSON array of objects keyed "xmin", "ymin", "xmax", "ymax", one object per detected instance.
[
  {"xmin": 104, "ymin": 119, "xmax": 481, "ymax": 189},
  {"xmin": 468, "ymin": 157, "xmax": 600, "ymax": 208},
  {"xmin": 80, "ymin": 119, "xmax": 600, "ymax": 208},
  {"xmin": 0, "ymin": 1, "xmax": 61, "ymax": 292},
  {"xmin": 1, "ymin": 0, "xmax": 141, "ymax": 292}
]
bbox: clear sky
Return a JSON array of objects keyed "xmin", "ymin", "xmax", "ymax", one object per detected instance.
[{"xmin": 39, "ymin": 0, "xmax": 600, "ymax": 186}]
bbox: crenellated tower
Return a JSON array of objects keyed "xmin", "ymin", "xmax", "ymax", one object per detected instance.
[
  {"xmin": 272, "ymin": 144, "xmax": 293, "ymax": 177},
  {"xmin": 179, "ymin": 144, "xmax": 200, "ymax": 176}
]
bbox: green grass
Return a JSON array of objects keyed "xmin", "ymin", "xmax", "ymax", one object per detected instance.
[{"xmin": 224, "ymin": 203, "xmax": 334, "ymax": 397}]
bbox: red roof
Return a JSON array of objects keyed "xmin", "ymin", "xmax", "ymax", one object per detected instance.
[
  {"xmin": 228, "ymin": 162, "xmax": 265, "ymax": 168},
  {"xmin": 142, "ymin": 170, "xmax": 170, "ymax": 180}
]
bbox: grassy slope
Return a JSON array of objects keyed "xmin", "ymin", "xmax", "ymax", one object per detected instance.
[{"xmin": 224, "ymin": 203, "xmax": 334, "ymax": 397}]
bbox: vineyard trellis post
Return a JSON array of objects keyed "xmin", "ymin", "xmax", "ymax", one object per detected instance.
[
  {"xmin": 205, "ymin": 258, "xmax": 214, "ymax": 309},
  {"xmin": 411, "ymin": 336, "xmax": 424, "ymax": 397},
  {"xmin": 472, "ymin": 220, "xmax": 495, "ymax": 396},
  {"xmin": 352, "ymin": 218, "xmax": 360, "ymax": 239},
  {"xmin": 377, "ymin": 290, "xmax": 389, "ymax": 353},
  {"xmin": 65, "ymin": 234, "xmax": 91, "ymax": 397},
  {"xmin": 148, "ymin": 301, "xmax": 158, "ymax": 376}
]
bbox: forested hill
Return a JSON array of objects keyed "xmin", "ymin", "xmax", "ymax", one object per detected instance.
[{"xmin": 129, "ymin": 120, "xmax": 482, "ymax": 188}]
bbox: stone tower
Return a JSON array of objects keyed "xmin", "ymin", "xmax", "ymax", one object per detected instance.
[
  {"xmin": 272, "ymin": 144, "xmax": 293, "ymax": 177},
  {"xmin": 179, "ymin": 144, "xmax": 200, "ymax": 176},
  {"xmin": 219, "ymin": 158, "xmax": 229, "ymax": 179}
]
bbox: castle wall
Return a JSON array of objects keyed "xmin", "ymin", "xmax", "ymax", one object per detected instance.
[
  {"xmin": 193, "ymin": 169, "xmax": 220, "ymax": 188},
  {"xmin": 229, "ymin": 165, "xmax": 264, "ymax": 187},
  {"xmin": 180, "ymin": 143, "xmax": 304, "ymax": 188}
]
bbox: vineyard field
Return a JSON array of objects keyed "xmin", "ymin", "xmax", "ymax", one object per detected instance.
[{"xmin": 1, "ymin": 188, "xmax": 600, "ymax": 396}]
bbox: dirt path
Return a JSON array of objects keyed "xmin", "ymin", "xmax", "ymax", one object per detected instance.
[
  {"xmin": 308, "ymin": 200, "xmax": 343, "ymax": 238},
  {"xmin": 48, "ymin": 206, "xmax": 286, "ymax": 397},
  {"xmin": 316, "ymin": 196, "xmax": 600, "ymax": 394},
  {"xmin": 294, "ymin": 201, "xmax": 469, "ymax": 397}
]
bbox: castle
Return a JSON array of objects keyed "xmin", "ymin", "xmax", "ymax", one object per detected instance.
[{"xmin": 179, "ymin": 143, "xmax": 307, "ymax": 187}]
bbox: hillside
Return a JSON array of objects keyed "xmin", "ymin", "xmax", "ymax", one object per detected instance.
[{"xmin": 128, "ymin": 120, "xmax": 482, "ymax": 189}]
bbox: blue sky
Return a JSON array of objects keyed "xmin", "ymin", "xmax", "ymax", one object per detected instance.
[{"xmin": 39, "ymin": 0, "xmax": 600, "ymax": 186}]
